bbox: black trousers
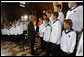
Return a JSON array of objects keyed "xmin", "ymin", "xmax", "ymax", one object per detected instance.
[
  {"xmin": 23, "ymin": 30, "xmax": 27, "ymax": 34},
  {"xmin": 51, "ymin": 43, "xmax": 60, "ymax": 56},
  {"xmin": 59, "ymin": 49, "xmax": 74, "ymax": 56},
  {"xmin": 5, "ymin": 35, "xmax": 9, "ymax": 41},
  {"xmin": 40, "ymin": 37, "xmax": 44, "ymax": 49},
  {"xmin": 9, "ymin": 35, "xmax": 12, "ymax": 41},
  {"xmin": 2, "ymin": 35, "xmax": 10, "ymax": 41},
  {"xmin": 43, "ymin": 40, "xmax": 51, "ymax": 54},
  {"xmin": 29, "ymin": 37, "xmax": 35, "ymax": 54}
]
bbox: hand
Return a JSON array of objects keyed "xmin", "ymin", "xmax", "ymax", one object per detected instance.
[
  {"xmin": 67, "ymin": 52, "xmax": 72, "ymax": 55},
  {"xmin": 37, "ymin": 32, "xmax": 39, "ymax": 35}
]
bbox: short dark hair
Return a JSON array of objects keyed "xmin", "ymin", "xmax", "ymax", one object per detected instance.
[
  {"xmin": 43, "ymin": 14, "xmax": 47, "ymax": 16},
  {"xmin": 46, "ymin": 11, "xmax": 51, "ymax": 14},
  {"xmin": 56, "ymin": 4, "xmax": 61, "ymax": 9},
  {"xmin": 52, "ymin": 12, "xmax": 59, "ymax": 18},
  {"xmin": 64, "ymin": 19, "xmax": 73, "ymax": 28},
  {"xmin": 45, "ymin": 18, "xmax": 50, "ymax": 22},
  {"xmin": 39, "ymin": 17, "xmax": 43, "ymax": 20}
]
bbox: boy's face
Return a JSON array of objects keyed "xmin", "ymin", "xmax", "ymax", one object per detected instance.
[
  {"xmin": 6, "ymin": 26, "xmax": 8, "ymax": 28},
  {"xmin": 17, "ymin": 21, "xmax": 20, "ymax": 25},
  {"xmin": 64, "ymin": 22, "xmax": 70, "ymax": 30},
  {"xmin": 68, "ymin": 2, "xmax": 76, "ymax": 8},
  {"xmin": 52, "ymin": 14, "xmax": 56, "ymax": 20},
  {"xmin": 44, "ymin": 20, "xmax": 48, "ymax": 24},
  {"xmin": 46, "ymin": 12, "xmax": 51, "ymax": 18},
  {"xmin": 39, "ymin": 18, "xmax": 43, "ymax": 23},
  {"xmin": 4, "ymin": 25, "xmax": 6, "ymax": 28},
  {"xmin": 57, "ymin": 7, "xmax": 60, "ymax": 11},
  {"xmin": 43, "ymin": 16, "xmax": 47, "ymax": 19}
]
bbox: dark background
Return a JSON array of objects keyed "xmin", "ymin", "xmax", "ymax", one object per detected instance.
[{"xmin": 1, "ymin": 2, "xmax": 83, "ymax": 24}]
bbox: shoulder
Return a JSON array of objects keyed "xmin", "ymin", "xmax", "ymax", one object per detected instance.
[
  {"xmin": 59, "ymin": 12, "xmax": 63, "ymax": 14},
  {"xmin": 77, "ymin": 5, "xmax": 83, "ymax": 9},
  {"xmin": 71, "ymin": 31, "xmax": 76, "ymax": 34},
  {"xmin": 69, "ymin": 29, "xmax": 76, "ymax": 35},
  {"xmin": 67, "ymin": 10, "xmax": 70, "ymax": 13},
  {"xmin": 47, "ymin": 24, "xmax": 51, "ymax": 28},
  {"xmin": 28, "ymin": 21, "xmax": 32, "ymax": 26},
  {"xmin": 57, "ymin": 20, "xmax": 61, "ymax": 24},
  {"xmin": 73, "ymin": 5, "xmax": 83, "ymax": 12},
  {"xmin": 40, "ymin": 24, "xmax": 43, "ymax": 26}
]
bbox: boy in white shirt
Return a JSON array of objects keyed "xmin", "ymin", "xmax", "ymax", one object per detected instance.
[
  {"xmin": 38, "ymin": 17, "xmax": 45, "ymax": 50},
  {"xmin": 43, "ymin": 18, "xmax": 51, "ymax": 55},
  {"xmin": 1, "ymin": 25, "xmax": 4, "ymax": 39},
  {"xmin": 4, "ymin": 25, "xmax": 9, "ymax": 41},
  {"xmin": 16, "ymin": 21, "xmax": 22, "ymax": 42},
  {"xmin": 6, "ymin": 25, "xmax": 11, "ymax": 41},
  {"xmin": 1, "ymin": 25, "xmax": 5, "ymax": 35},
  {"xmin": 46, "ymin": 11, "xmax": 53, "ymax": 26},
  {"xmin": 9, "ymin": 24, "xmax": 14, "ymax": 41},
  {"xmin": 19, "ymin": 21, "xmax": 24, "ymax": 41},
  {"xmin": 49, "ymin": 12, "xmax": 62, "ymax": 56},
  {"xmin": 3, "ymin": 25, "xmax": 7, "ymax": 35},
  {"xmin": 43, "ymin": 14, "xmax": 48, "ymax": 26},
  {"xmin": 12, "ymin": 22, "xmax": 17, "ymax": 42},
  {"xmin": 60, "ymin": 19, "xmax": 76, "ymax": 56},
  {"xmin": 56, "ymin": 4, "xmax": 64, "ymax": 24}
]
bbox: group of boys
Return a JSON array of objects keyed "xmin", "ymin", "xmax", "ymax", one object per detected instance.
[
  {"xmin": 38, "ymin": 3, "xmax": 83, "ymax": 56},
  {"xmin": 1, "ymin": 19, "xmax": 28, "ymax": 42}
]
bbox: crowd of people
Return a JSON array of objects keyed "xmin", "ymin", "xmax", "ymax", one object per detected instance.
[{"xmin": 1, "ymin": 2, "xmax": 83, "ymax": 56}]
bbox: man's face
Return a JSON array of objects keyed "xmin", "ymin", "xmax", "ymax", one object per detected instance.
[{"xmin": 32, "ymin": 16, "xmax": 35, "ymax": 22}]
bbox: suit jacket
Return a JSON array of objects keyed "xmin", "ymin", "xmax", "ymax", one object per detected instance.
[{"xmin": 27, "ymin": 20, "xmax": 36, "ymax": 40}]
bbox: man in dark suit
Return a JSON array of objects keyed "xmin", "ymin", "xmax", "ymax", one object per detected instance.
[{"xmin": 27, "ymin": 15, "xmax": 37, "ymax": 55}]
